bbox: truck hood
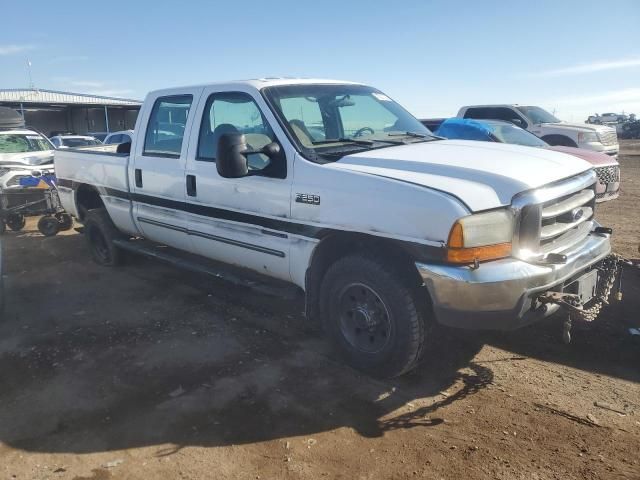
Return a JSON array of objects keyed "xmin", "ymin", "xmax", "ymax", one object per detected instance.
[
  {"xmin": 0, "ymin": 150, "xmax": 54, "ymax": 167},
  {"xmin": 329, "ymin": 140, "xmax": 592, "ymax": 211},
  {"xmin": 539, "ymin": 121, "xmax": 616, "ymax": 134}
]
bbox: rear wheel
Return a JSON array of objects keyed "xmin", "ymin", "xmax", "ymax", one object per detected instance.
[
  {"xmin": 84, "ymin": 209, "xmax": 123, "ymax": 266},
  {"xmin": 37, "ymin": 216, "xmax": 60, "ymax": 237},
  {"xmin": 320, "ymin": 255, "xmax": 428, "ymax": 378},
  {"xmin": 6, "ymin": 214, "xmax": 25, "ymax": 232}
]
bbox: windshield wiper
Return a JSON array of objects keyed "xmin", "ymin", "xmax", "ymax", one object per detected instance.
[
  {"xmin": 388, "ymin": 131, "xmax": 443, "ymax": 140},
  {"xmin": 313, "ymin": 138, "xmax": 375, "ymax": 146}
]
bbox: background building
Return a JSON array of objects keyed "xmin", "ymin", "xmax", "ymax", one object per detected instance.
[{"xmin": 0, "ymin": 89, "xmax": 141, "ymax": 136}]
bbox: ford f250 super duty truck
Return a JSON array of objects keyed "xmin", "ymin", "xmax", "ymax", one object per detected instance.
[{"xmin": 55, "ymin": 78, "xmax": 614, "ymax": 377}]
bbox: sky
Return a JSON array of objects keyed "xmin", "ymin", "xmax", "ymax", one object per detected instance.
[{"xmin": 1, "ymin": 0, "xmax": 639, "ymax": 122}]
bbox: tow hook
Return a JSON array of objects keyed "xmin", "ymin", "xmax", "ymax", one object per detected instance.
[
  {"xmin": 536, "ymin": 254, "xmax": 634, "ymax": 344},
  {"xmin": 537, "ymin": 291, "xmax": 582, "ymax": 344}
]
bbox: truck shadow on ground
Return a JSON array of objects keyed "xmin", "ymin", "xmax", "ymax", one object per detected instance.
[{"xmin": 0, "ymin": 231, "xmax": 636, "ymax": 455}]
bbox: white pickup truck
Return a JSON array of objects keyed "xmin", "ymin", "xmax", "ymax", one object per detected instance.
[
  {"xmin": 55, "ymin": 78, "xmax": 614, "ymax": 377},
  {"xmin": 457, "ymin": 105, "xmax": 619, "ymax": 156}
]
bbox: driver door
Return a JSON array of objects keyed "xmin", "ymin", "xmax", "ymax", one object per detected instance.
[{"xmin": 183, "ymin": 88, "xmax": 293, "ymax": 282}]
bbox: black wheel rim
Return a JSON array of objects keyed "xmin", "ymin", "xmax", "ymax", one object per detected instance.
[
  {"xmin": 337, "ymin": 283, "xmax": 392, "ymax": 354},
  {"xmin": 88, "ymin": 226, "xmax": 110, "ymax": 263}
]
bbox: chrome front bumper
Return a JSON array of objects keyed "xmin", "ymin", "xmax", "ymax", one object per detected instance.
[{"xmin": 416, "ymin": 232, "xmax": 611, "ymax": 330}]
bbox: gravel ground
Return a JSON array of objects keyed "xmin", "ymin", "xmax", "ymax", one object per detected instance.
[{"xmin": 0, "ymin": 143, "xmax": 638, "ymax": 480}]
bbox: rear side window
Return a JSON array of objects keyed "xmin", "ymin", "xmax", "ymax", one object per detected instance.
[
  {"xmin": 143, "ymin": 95, "xmax": 192, "ymax": 158},
  {"xmin": 106, "ymin": 134, "xmax": 122, "ymax": 144}
]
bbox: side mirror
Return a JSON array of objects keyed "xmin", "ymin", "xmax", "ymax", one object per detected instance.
[
  {"xmin": 511, "ymin": 118, "xmax": 524, "ymax": 127},
  {"xmin": 261, "ymin": 141, "xmax": 281, "ymax": 158},
  {"xmin": 217, "ymin": 134, "xmax": 283, "ymax": 179},
  {"xmin": 217, "ymin": 133, "xmax": 249, "ymax": 178}
]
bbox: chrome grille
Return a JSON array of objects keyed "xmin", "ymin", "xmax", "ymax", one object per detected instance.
[
  {"xmin": 512, "ymin": 170, "xmax": 598, "ymax": 261},
  {"xmin": 594, "ymin": 165, "xmax": 620, "ymax": 184},
  {"xmin": 539, "ymin": 189, "xmax": 595, "ymax": 254},
  {"xmin": 598, "ymin": 130, "xmax": 618, "ymax": 146}
]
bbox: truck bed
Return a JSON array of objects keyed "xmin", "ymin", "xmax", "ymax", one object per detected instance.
[{"xmin": 54, "ymin": 145, "xmax": 131, "ymax": 220}]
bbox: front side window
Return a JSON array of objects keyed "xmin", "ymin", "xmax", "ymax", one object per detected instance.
[
  {"xmin": 197, "ymin": 92, "xmax": 276, "ymax": 171},
  {"xmin": 263, "ymin": 84, "xmax": 435, "ymax": 162},
  {"xmin": 492, "ymin": 108, "xmax": 528, "ymax": 127},
  {"xmin": 0, "ymin": 133, "xmax": 52, "ymax": 153},
  {"xmin": 463, "ymin": 107, "xmax": 491, "ymax": 120},
  {"xmin": 144, "ymin": 95, "xmax": 192, "ymax": 157}
]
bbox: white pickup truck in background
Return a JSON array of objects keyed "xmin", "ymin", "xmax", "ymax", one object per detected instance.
[
  {"xmin": 457, "ymin": 104, "xmax": 619, "ymax": 156},
  {"xmin": 55, "ymin": 78, "xmax": 614, "ymax": 377}
]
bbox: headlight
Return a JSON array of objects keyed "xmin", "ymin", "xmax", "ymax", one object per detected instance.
[
  {"xmin": 577, "ymin": 131, "xmax": 599, "ymax": 143},
  {"xmin": 446, "ymin": 210, "xmax": 514, "ymax": 264}
]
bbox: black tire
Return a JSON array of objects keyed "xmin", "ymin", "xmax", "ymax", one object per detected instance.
[
  {"xmin": 319, "ymin": 255, "xmax": 428, "ymax": 378},
  {"xmin": 55, "ymin": 212, "xmax": 73, "ymax": 231},
  {"xmin": 6, "ymin": 214, "xmax": 25, "ymax": 232},
  {"xmin": 84, "ymin": 209, "xmax": 123, "ymax": 266},
  {"xmin": 37, "ymin": 216, "xmax": 60, "ymax": 237}
]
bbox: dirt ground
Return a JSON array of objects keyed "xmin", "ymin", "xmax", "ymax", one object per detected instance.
[{"xmin": 1, "ymin": 144, "xmax": 639, "ymax": 480}]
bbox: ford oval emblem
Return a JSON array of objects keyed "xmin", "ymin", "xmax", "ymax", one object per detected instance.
[{"xmin": 570, "ymin": 207, "xmax": 584, "ymax": 222}]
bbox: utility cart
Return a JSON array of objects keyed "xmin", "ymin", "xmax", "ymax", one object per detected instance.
[{"xmin": 0, "ymin": 175, "xmax": 73, "ymax": 236}]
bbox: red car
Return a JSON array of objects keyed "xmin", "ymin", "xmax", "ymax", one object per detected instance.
[{"xmin": 433, "ymin": 118, "xmax": 620, "ymax": 202}]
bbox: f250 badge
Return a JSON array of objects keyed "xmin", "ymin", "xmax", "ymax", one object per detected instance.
[{"xmin": 296, "ymin": 193, "xmax": 321, "ymax": 205}]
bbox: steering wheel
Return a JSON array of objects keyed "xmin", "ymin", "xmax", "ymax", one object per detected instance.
[{"xmin": 353, "ymin": 127, "xmax": 375, "ymax": 138}]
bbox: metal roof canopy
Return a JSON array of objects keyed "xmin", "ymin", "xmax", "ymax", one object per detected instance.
[
  {"xmin": 0, "ymin": 106, "xmax": 25, "ymax": 129},
  {"xmin": 0, "ymin": 88, "xmax": 141, "ymax": 106}
]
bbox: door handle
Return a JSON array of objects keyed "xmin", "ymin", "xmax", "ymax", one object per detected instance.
[
  {"xmin": 135, "ymin": 168, "xmax": 143, "ymax": 188},
  {"xmin": 186, "ymin": 175, "xmax": 197, "ymax": 197}
]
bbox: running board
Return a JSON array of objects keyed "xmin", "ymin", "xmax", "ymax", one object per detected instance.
[{"xmin": 112, "ymin": 238, "xmax": 298, "ymax": 300}]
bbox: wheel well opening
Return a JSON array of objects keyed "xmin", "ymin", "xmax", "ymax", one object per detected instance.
[
  {"xmin": 304, "ymin": 232, "xmax": 427, "ymax": 324},
  {"xmin": 541, "ymin": 134, "xmax": 578, "ymax": 148},
  {"xmin": 76, "ymin": 185, "xmax": 104, "ymax": 221}
]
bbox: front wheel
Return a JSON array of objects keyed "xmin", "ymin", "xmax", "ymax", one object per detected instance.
[{"xmin": 320, "ymin": 255, "xmax": 429, "ymax": 378}]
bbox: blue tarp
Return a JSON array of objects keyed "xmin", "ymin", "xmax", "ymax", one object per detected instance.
[
  {"xmin": 434, "ymin": 118, "xmax": 493, "ymax": 141},
  {"xmin": 18, "ymin": 174, "xmax": 57, "ymax": 189}
]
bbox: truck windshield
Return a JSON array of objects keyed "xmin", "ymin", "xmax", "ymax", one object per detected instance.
[
  {"xmin": 489, "ymin": 123, "xmax": 548, "ymax": 147},
  {"xmin": 262, "ymin": 84, "xmax": 435, "ymax": 161},
  {"xmin": 516, "ymin": 106, "xmax": 560, "ymax": 124},
  {"xmin": 0, "ymin": 133, "xmax": 52, "ymax": 153}
]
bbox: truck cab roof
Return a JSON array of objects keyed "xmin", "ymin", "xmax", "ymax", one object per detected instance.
[{"xmin": 147, "ymin": 78, "xmax": 362, "ymax": 98}]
